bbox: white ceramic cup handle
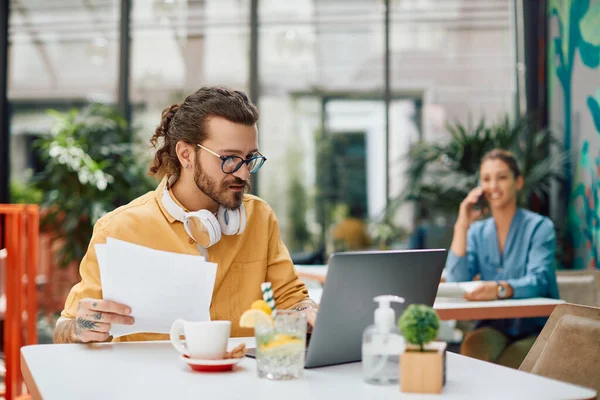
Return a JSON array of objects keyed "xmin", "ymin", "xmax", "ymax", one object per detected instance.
[{"xmin": 169, "ymin": 319, "xmax": 188, "ymax": 356}]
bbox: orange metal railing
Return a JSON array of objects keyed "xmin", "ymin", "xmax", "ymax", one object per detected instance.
[{"xmin": 0, "ymin": 204, "xmax": 39, "ymax": 400}]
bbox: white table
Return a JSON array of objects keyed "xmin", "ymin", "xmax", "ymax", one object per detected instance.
[{"xmin": 21, "ymin": 338, "xmax": 596, "ymax": 400}]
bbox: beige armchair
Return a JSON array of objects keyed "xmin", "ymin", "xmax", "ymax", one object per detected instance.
[
  {"xmin": 556, "ymin": 270, "xmax": 600, "ymax": 307},
  {"xmin": 520, "ymin": 303, "xmax": 600, "ymax": 399}
]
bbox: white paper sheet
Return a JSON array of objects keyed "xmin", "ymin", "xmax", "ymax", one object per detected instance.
[
  {"xmin": 95, "ymin": 237, "xmax": 217, "ymax": 338},
  {"xmin": 436, "ymin": 281, "xmax": 483, "ymax": 298}
]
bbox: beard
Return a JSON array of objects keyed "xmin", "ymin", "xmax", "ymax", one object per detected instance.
[{"xmin": 193, "ymin": 163, "xmax": 251, "ymax": 210}]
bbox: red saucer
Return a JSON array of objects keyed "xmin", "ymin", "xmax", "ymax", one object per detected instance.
[{"xmin": 181, "ymin": 354, "xmax": 243, "ymax": 372}]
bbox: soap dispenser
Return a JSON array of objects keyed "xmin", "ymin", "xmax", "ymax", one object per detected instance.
[{"xmin": 362, "ymin": 295, "xmax": 406, "ymax": 385}]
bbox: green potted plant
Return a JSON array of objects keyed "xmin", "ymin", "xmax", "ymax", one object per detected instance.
[
  {"xmin": 398, "ymin": 304, "xmax": 445, "ymax": 394},
  {"xmin": 400, "ymin": 115, "xmax": 566, "ymax": 214},
  {"xmin": 33, "ymin": 104, "xmax": 156, "ymax": 268}
]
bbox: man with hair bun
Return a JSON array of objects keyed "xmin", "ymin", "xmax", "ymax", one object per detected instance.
[{"xmin": 53, "ymin": 86, "xmax": 317, "ymax": 344}]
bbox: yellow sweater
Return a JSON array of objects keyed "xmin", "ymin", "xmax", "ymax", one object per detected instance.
[{"xmin": 61, "ymin": 177, "xmax": 310, "ymax": 340}]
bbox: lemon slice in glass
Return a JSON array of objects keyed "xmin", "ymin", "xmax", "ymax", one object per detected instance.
[
  {"xmin": 250, "ymin": 299, "xmax": 273, "ymax": 316},
  {"xmin": 239, "ymin": 309, "xmax": 274, "ymax": 328},
  {"xmin": 261, "ymin": 334, "xmax": 304, "ymax": 350}
]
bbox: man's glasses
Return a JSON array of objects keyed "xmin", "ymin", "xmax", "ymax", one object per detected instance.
[{"xmin": 197, "ymin": 144, "xmax": 267, "ymax": 174}]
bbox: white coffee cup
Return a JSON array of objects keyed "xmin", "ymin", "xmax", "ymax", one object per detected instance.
[{"xmin": 170, "ymin": 319, "xmax": 231, "ymax": 360}]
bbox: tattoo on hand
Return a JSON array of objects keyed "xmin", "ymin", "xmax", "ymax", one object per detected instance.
[
  {"xmin": 93, "ymin": 312, "xmax": 102, "ymax": 320},
  {"xmin": 92, "ymin": 301, "xmax": 98, "ymax": 308},
  {"xmin": 76, "ymin": 317, "xmax": 98, "ymax": 331}
]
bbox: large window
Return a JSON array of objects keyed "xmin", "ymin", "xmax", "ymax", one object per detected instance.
[
  {"xmin": 9, "ymin": 0, "xmax": 120, "ymax": 100},
  {"xmin": 130, "ymin": 0, "xmax": 250, "ymax": 144},
  {"xmin": 388, "ymin": 0, "xmax": 516, "ymax": 247},
  {"xmin": 390, "ymin": 0, "xmax": 515, "ymax": 139},
  {"xmin": 257, "ymin": 0, "xmax": 516, "ymax": 255},
  {"xmin": 8, "ymin": 0, "xmax": 120, "ymax": 183},
  {"xmin": 6, "ymin": 0, "xmax": 518, "ymax": 258},
  {"xmin": 257, "ymin": 0, "xmax": 387, "ymax": 255}
]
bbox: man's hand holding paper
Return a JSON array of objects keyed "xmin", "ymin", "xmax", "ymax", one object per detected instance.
[{"xmin": 73, "ymin": 298, "xmax": 134, "ymax": 343}]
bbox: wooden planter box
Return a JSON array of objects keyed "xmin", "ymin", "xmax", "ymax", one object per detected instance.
[{"xmin": 400, "ymin": 341, "xmax": 447, "ymax": 394}]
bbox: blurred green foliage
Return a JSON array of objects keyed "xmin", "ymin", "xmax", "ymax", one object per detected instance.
[{"xmin": 33, "ymin": 104, "xmax": 156, "ymax": 268}]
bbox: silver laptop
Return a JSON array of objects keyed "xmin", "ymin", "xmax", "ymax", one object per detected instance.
[{"xmin": 247, "ymin": 249, "xmax": 447, "ymax": 368}]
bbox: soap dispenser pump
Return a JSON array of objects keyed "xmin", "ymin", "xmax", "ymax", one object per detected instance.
[{"xmin": 362, "ymin": 295, "xmax": 406, "ymax": 385}]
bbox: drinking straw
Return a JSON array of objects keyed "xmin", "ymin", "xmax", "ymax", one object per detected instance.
[{"xmin": 260, "ymin": 282, "xmax": 275, "ymax": 312}]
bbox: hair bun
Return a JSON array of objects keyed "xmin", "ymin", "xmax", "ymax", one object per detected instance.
[{"xmin": 160, "ymin": 104, "xmax": 180, "ymax": 134}]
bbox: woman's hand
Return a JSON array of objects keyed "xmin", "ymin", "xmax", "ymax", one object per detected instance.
[{"xmin": 456, "ymin": 187, "xmax": 486, "ymax": 230}]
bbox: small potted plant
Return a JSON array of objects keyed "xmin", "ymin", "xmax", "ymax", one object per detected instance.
[{"xmin": 398, "ymin": 304, "xmax": 446, "ymax": 394}]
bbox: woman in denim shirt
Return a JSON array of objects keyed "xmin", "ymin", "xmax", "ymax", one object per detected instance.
[{"xmin": 445, "ymin": 149, "xmax": 559, "ymax": 368}]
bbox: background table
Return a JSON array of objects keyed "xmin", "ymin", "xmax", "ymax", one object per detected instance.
[
  {"xmin": 433, "ymin": 297, "xmax": 565, "ymax": 320},
  {"xmin": 21, "ymin": 338, "xmax": 596, "ymax": 400},
  {"xmin": 297, "ymin": 265, "xmax": 564, "ymax": 320}
]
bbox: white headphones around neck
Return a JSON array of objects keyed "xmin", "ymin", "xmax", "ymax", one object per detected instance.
[{"xmin": 161, "ymin": 181, "xmax": 246, "ymax": 248}]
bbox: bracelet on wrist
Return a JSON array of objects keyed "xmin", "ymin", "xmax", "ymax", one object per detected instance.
[{"xmin": 293, "ymin": 305, "xmax": 318, "ymax": 312}]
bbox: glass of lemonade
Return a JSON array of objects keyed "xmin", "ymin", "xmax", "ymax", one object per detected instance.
[{"xmin": 254, "ymin": 309, "xmax": 306, "ymax": 380}]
